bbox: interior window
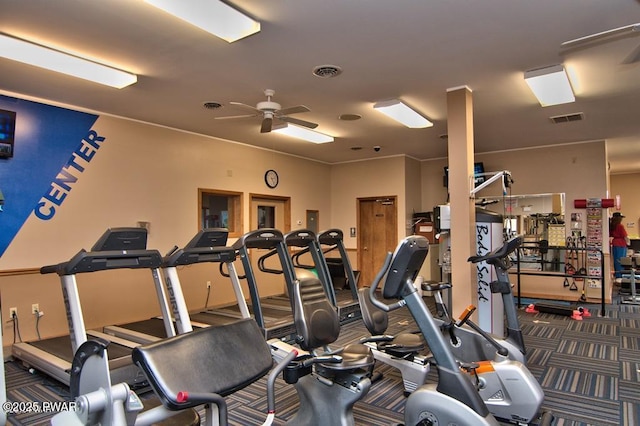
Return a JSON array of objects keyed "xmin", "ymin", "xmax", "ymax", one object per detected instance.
[{"xmin": 199, "ymin": 189, "xmax": 242, "ymax": 237}]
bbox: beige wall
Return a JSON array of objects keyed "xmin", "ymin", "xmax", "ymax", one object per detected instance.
[
  {"xmin": 404, "ymin": 156, "xmax": 423, "ymax": 236},
  {"xmin": 330, "ymin": 156, "xmax": 407, "ymax": 252},
  {"xmin": 610, "ymin": 172, "xmax": 640, "ymax": 239},
  {"xmin": 0, "ymin": 102, "xmax": 625, "ymax": 348},
  {"xmin": 0, "ymin": 114, "xmax": 332, "ymax": 346},
  {"xmin": 419, "ymin": 140, "xmax": 612, "ymax": 303}
]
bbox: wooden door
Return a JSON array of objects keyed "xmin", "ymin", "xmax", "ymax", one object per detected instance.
[{"xmin": 357, "ymin": 197, "xmax": 397, "ymax": 287}]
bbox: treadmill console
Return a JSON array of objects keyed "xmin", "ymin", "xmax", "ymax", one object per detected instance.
[
  {"xmin": 91, "ymin": 227, "xmax": 148, "ymax": 251},
  {"xmin": 186, "ymin": 228, "xmax": 228, "ymax": 248}
]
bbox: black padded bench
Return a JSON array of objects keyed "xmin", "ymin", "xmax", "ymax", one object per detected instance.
[{"xmin": 132, "ymin": 318, "xmax": 273, "ymax": 424}]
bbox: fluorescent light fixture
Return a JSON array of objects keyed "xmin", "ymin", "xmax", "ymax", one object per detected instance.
[
  {"xmin": 145, "ymin": 0, "xmax": 260, "ymax": 43},
  {"xmin": 373, "ymin": 99, "xmax": 433, "ymax": 128},
  {"xmin": 0, "ymin": 33, "xmax": 137, "ymax": 88},
  {"xmin": 524, "ymin": 64, "xmax": 575, "ymax": 107},
  {"xmin": 273, "ymin": 123, "xmax": 334, "ymax": 144}
]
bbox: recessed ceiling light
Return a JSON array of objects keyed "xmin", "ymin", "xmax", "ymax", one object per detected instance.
[
  {"xmin": 312, "ymin": 64, "xmax": 343, "ymax": 79},
  {"xmin": 339, "ymin": 114, "xmax": 362, "ymax": 121},
  {"xmin": 203, "ymin": 102, "xmax": 223, "ymax": 109}
]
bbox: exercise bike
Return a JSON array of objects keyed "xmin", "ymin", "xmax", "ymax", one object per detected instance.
[
  {"xmin": 368, "ymin": 235, "xmax": 552, "ymax": 426},
  {"xmin": 426, "ymin": 235, "xmax": 527, "ymax": 365}
]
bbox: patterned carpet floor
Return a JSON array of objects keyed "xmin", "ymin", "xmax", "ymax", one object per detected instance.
[{"xmin": 3, "ymin": 293, "xmax": 639, "ymax": 425}]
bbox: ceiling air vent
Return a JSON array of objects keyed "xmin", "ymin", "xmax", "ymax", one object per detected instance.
[
  {"xmin": 550, "ymin": 112, "xmax": 584, "ymax": 124},
  {"xmin": 312, "ymin": 64, "xmax": 343, "ymax": 78}
]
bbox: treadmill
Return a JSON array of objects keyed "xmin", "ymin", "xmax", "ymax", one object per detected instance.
[
  {"xmin": 12, "ymin": 228, "xmax": 162, "ymax": 387},
  {"xmin": 317, "ymin": 229, "xmax": 362, "ymax": 324},
  {"xmin": 103, "ymin": 228, "xmax": 251, "ymax": 344},
  {"xmin": 212, "ymin": 229, "xmax": 298, "ymax": 342}
]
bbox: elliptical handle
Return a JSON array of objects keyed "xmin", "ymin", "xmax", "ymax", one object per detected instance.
[{"xmin": 368, "ymin": 252, "xmax": 406, "ymax": 312}]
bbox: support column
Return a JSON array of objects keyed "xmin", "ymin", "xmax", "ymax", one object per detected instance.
[{"xmin": 446, "ymin": 86, "xmax": 477, "ymax": 314}]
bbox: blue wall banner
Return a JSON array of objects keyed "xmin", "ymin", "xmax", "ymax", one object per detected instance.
[{"xmin": 0, "ymin": 95, "xmax": 100, "ymax": 257}]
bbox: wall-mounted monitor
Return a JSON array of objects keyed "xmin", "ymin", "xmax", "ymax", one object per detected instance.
[
  {"xmin": 0, "ymin": 109, "xmax": 16, "ymax": 159},
  {"xmin": 444, "ymin": 162, "xmax": 486, "ymax": 188}
]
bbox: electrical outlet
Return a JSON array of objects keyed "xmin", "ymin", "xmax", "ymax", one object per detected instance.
[
  {"xmin": 32, "ymin": 303, "xmax": 40, "ymax": 314},
  {"xmin": 9, "ymin": 307, "xmax": 17, "ymax": 319}
]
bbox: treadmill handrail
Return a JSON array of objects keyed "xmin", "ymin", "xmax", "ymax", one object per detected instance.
[
  {"xmin": 317, "ymin": 229, "xmax": 344, "ymax": 245},
  {"xmin": 43, "ymin": 248, "xmax": 163, "ymax": 276},
  {"xmin": 232, "ymin": 228, "xmax": 284, "ymax": 250},
  {"xmin": 285, "ymin": 229, "xmax": 316, "ymax": 269}
]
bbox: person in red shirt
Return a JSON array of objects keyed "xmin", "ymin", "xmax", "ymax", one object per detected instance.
[{"xmin": 609, "ymin": 212, "xmax": 629, "ymax": 279}]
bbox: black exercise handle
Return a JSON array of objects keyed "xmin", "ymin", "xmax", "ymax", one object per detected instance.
[
  {"xmin": 368, "ymin": 252, "xmax": 405, "ymax": 312},
  {"xmin": 218, "ymin": 261, "xmax": 247, "ymax": 280},
  {"xmin": 467, "ymin": 235, "xmax": 522, "ymax": 269},
  {"xmin": 257, "ymin": 248, "xmax": 284, "ymax": 275},
  {"xmin": 165, "ymin": 245, "xmax": 179, "ymax": 257},
  {"xmin": 291, "ymin": 247, "xmax": 314, "ymax": 269},
  {"xmin": 40, "ymin": 264, "xmax": 61, "ymax": 274}
]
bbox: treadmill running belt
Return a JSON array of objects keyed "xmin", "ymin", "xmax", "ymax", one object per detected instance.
[
  {"xmin": 29, "ymin": 335, "xmax": 131, "ymax": 363},
  {"xmin": 117, "ymin": 319, "xmax": 170, "ymax": 338}
]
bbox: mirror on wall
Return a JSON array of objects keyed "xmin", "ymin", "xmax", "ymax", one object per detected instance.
[
  {"xmin": 481, "ymin": 193, "xmax": 566, "ymax": 271},
  {"xmin": 480, "ymin": 193, "xmax": 565, "ymax": 239}
]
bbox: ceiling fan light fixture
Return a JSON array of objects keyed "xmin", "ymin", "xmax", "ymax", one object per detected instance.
[
  {"xmin": 373, "ymin": 100, "xmax": 433, "ymax": 128},
  {"xmin": 144, "ymin": 0, "xmax": 260, "ymax": 43},
  {"xmin": 524, "ymin": 64, "xmax": 575, "ymax": 107},
  {"xmin": 0, "ymin": 33, "xmax": 137, "ymax": 88},
  {"xmin": 273, "ymin": 123, "xmax": 334, "ymax": 144}
]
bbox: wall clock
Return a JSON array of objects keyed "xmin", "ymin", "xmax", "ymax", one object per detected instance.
[{"xmin": 265, "ymin": 169, "xmax": 279, "ymax": 188}]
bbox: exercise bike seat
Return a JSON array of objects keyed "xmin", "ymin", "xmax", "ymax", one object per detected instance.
[
  {"xmin": 293, "ymin": 276, "xmax": 374, "ymax": 371},
  {"xmin": 132, "ymin": 318, "xmax": 273, "ymax": 410},
  {"xmin": 357, "ymin": 287, "xmax": 425, "ymax": 356},
  {"xmin": 421, "ymin": 281, "xmax": 451, "ymax": 293}
]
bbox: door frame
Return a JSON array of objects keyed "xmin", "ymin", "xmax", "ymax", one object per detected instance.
[{"xmin": 356, "ymin": 195, "xmax": 398, "ymax": 287}]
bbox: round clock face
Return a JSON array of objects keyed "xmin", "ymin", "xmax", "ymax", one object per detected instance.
[{"xmin": 265, "ymin": 169, "xmax": 279, "ymax": 188}]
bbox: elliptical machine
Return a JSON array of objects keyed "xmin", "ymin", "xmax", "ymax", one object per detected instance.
[{"xmin": 368, "ymin": 236, "xmax": 552, "ymax": 426}]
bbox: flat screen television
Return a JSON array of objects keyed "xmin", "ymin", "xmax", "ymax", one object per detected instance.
[
  {"xmin": 444, "ymin": 162, "xmax": 486, "ymax": 188},
  {"xmin": 0, "ymin": 109, "xmax": 16, "ymax": 159}
]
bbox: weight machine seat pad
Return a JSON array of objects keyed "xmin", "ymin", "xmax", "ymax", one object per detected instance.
[{"xmin": 132, "ymin": 318, "xmax": 273, "ymax": 410}]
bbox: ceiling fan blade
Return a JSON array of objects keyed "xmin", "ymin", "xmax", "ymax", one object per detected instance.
[
  {"xmin": 622, "ymin": 43, "xmax": 640, "ymax": 64},
  {"xmin": 277, "ymin": 105, "xmax": 310, "ymax": 116},
  {"xmin": 214, "ymin": 113, "xmax": 258, "ymax": 120},
  {"xmin": 229, "ymin": 101, "xmax": 261, "ymax": 112},
  {"xmin": 562, "ymin": 23, "xmax": 640, "ymax": 48},
  {"xmin": 279, "ymin": 116, "xmax": 319, "ymax": 129},
  {"xmin": 260, "ymin": 116, "xmax": 273, "ymax": 133}
]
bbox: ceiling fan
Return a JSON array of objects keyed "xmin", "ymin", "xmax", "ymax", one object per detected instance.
[
  {"xmin": 214, "ymin": 89, "xmax": 318, "ymax": 133},
  {"xmin": 561, "ymin": 22, "xmax": 640, "ymax": 64}
]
